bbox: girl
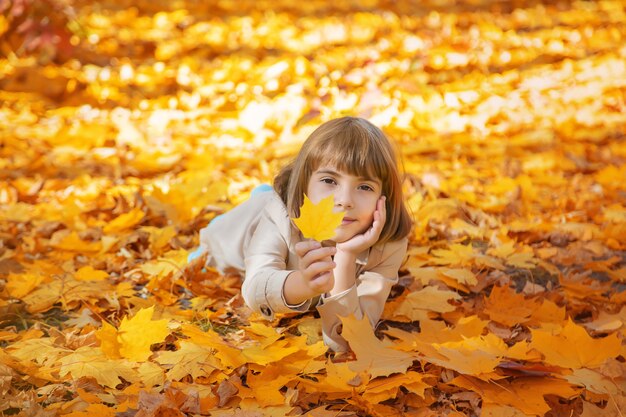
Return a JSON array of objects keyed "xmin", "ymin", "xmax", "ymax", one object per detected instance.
[{"xmin": 195, "ymin": 116, "xmax": 412, "ymax": 351}]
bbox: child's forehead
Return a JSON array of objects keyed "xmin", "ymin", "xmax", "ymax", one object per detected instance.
[{"xmin": 312, "ymin": 165, "xmax": 381, "ymax": 183}]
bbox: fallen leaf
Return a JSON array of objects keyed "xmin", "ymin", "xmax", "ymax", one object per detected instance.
[
  {"xmin": 528, "ymin": 319, "xmax": 621, "ymax": 369},
  {"xmin": 340, "ymin": 314, "xmax": 415, "ymax": 378}
]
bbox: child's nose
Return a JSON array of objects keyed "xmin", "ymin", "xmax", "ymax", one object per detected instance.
[{"xmin": 334, "ymin": 188, "xmax": 354, "ymax": 209}]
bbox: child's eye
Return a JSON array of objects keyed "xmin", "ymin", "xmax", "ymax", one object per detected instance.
[
  {"xmin": 321, "ymin": 178, "xmax": 336, "ymax": 185},
  {"xmin": 358, "ymin": 184, "xmax": 375, "ymax": 192}
]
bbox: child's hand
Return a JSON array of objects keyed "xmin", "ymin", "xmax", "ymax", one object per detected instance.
[
  {"xmin": 283, "ymin": 241, "xmax": 336, "ymax": 305},
  {"xmin": 296, "ymin": 240, "xmax": 337, "ymax": 292},
  {"xmin": 336, "ymin": 196, "xmax": 386, "ymax": 256}
]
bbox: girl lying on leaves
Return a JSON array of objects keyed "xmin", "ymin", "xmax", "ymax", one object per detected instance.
[{"xmin": 190, "ymin": 116, "xmax": 412, "ymax": 352}]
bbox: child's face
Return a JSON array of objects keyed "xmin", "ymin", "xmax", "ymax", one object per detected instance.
[{"xmin": 307, "ymin": 166, "xmax": 382, "ymax": 243}]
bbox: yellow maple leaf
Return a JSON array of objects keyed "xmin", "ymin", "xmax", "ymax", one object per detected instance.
[
  {"xmin": 5, "ymin": 272, "xmax": 45, "ymax": 299},
  {"xmin": 96, "ymin": 320, "xmax": 122, "ymax": 359},
  {"xmin": 137, "ymin": 361, "xmax": 166, "ymax": 388},
  {"xmin": 63, "ymin": 403, "xmax": 116, "ymax": 417},
  {"xmin": 51, "ymin": 231, "xmax": 102, "ymax": 252},
  {"xmin": 103, "ymin": 208, "xmax": 145, "ymax": 234},
  {"xmin": 242, "ymin": 339, "xmax": 300, "ymax": 366},
  {"xmin": 433, "ymin": 333, "xmax": 508, "ymax": 378},
  {"xmin": 118, "ymin": 306, "xmax": 171, "ymax": 361},
  {"xmin": 394, "ymin": 286, "xmax": 462, "ymax": 320},
  {"xmin": 440, "ymin": 268, "xmax": 478, "ymax": 286},
  {"xmin": 340, "ymin": 314, "xmax": 415, "ymax": 378},
  {"xmin": 292, "ymin": 194, "xmax": 344, "ymax": 241},
  {"xmin": 74, "ymin": 266, "xmax": 109, "ymax": 281},
  {"xmin": 181, "ymin": 324, "xmax": 246, "ymax": 369},
  {"xmin": 483, "ymin": 285, "xmax": 539, "ymax": 327},
  {"xmin": 363, "ymin": 371, "xmax": 430, "ymax": 403},
  {"xmin": 452, "ymin": 375, "xmax": 579, "ymax": 416},
  {"xmin": 59, "ymin": 347, "xmax": 137, "ymax": 388},
  {"xmin": 97, "ymin": 306, "xmax": 171, "ymax": 362},
  {"xmin": 245, "ymin": 364, "xmax": 294, "ymax": 407},
  {"xmin": 156, "ymin": 341, "xmax": 221, "ymax": 381},
  {"xmin": 431, "ymin": 244, "xmax": 476, "ymax": 266},
  {"xmin": 324, "ymin": 360, "xmax": 363, "ymax": 391},
  {"xmin": 528, "ymin": 319, "xmax": 621, "ymax": 369},
  {"xmin": 565, "ymin": 368, "xmax": 620, "ymax": 396}
]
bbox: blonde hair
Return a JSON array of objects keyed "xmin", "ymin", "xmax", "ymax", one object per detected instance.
[{"xmin": 274, "ymin": 116, "xmax": 412, "ymax": 243}]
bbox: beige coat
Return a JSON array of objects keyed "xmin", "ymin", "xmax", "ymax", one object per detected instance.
[{"xmin": 199, "ymin": 191, "xmax": 408, "ymax": 351}]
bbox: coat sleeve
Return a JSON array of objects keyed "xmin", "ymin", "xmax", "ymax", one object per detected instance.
[
  {"xmin": 316, "ymin": 238, "xmax": 408, "ymax": 352},
  {"xmin": 241, "ymin": 204, "xmax": 311, "ymax": 320}
]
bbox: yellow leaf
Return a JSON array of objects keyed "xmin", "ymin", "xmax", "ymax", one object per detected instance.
[
  {"xmin": 0, "ymin": 16, "xmax": 8, "ymax": 37},
  {"xmin": 137, "ymin": 361, "xmax": 166, "ymax": 388},
  {"xmin": 51, "ymin": 231, "xmax": 102, "ymax": 252},
  {"xmin": 156, "ymin": 341, "xmax": 221, "ymax": 380},
  {"xmin": 245, "ymin": 365, "xmax": 293, "ymax": 407},
  {"xmin": 141, "ymin": 225, "xmax": 176, "ymax": 251},
  {"xmin": 529, "ymin": 319, "xmax": 621, "ymax": 368},
  {"xmin": 292, "ymin": 194, "xmax": 345, "ymax": 241},
  {"xmin": 74, "ymin": 266, "xmax": 109, "ymax": 281},
  {"xmin": 103, "ymin": 208, "xmax": 145, "ymax": 234},
  {"xmin": 118, "ymin": 306, "xmax": 171, "ymax": 361},
  {"xmin": 527, "ymin": 299, "xmax": 566, "ymax": 326},
  {"xmin": 242, "ymin": 339, "xmax": 300, "ymax": 366},
  {"xmin": 506, "ymin": 252, "xmax": 537, "ymax": 269},
  {"xmin": 6, "ymin": 272, "xmax": 45, "ymax": 299},
  {"xmin": 394, "ymin": 286, "xmax": 462, "ymax": 319},
  {"xmin": 59, "ymin": 347, "xmax": 137, "ymax": 388},
  {"xmin": 182, "ymin": 324, "xmax": 246, "ymax": 369},
  {"xmin": 483, "ymin": 285, "xmax": 539, "ymax": 327},
  {"xmin": 434, "ymin": 333, "xmax": 508, "ymax": 378},
  {"xmin": 313, "ymin": 360, "xmax": 361, "ymax": 392},
  {"xmin": 340, "ymin": 314, "xmax": 415, "ymax": 378},
  {"xmin": 451, "ymin": 375, "xmax": 579, "ymax": 416},
  {"xmin": 141, "ymin": 249, "xmax": 188, "ymax": 278},
  {"xmin": 431, "ymin": 244, "xmax": 476, "ymax": 266},
  {"xmin": 441, "ymin": 268, "xmax": 478, "ymax": 286},
  {"xmin": 564, "ymin": 368, "xmax": 620, "ymax": 395},
  {"xmin": 584, "ymin": 306, "xmax": 626, "ymax": 332},
  {"xmin": 63, "ymin": 403, "xmax": 116, "ymax": 417},
  {"xmin": 96, "ymin": 320, "xmax": 122, "ymax": 359},
  {"xmin": 363, "ymin": 372, "xmax": 430, "ymax": 403},
  {"xmin": 6, "ymin": 337, "xmax": 66, "ymax": 366}
]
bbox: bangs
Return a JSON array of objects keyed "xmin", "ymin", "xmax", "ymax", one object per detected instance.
[{"xmin": 307, "ymin": 125, "xmax": 390, "ymax": 183}]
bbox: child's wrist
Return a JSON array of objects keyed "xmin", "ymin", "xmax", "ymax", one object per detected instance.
[
  {"xmin": 334, "ymin": 248, "xmax": 358, "ymax": 262},
  {"xmin": 283, "ymin": 270, "xmax": 318, "ymax": 305}
]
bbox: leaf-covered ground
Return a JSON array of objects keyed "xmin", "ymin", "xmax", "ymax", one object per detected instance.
[{"xmin": 1, "ymin": 0, "xmax": 626, "ymax": 416}]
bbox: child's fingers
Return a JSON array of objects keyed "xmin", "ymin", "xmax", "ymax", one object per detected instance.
[
  {"xmin": 300, "ymin": 246, "xmax": 336, "ymax": 268},
  {"xmin": 377, "ymin": 196, "xmax": 387, "ymax": 226},
  {"xmin": 305, "ymin": 259, "xmax": 336, "ymax": 280},
  {"xmin": 295, "ymin": 240, "xmax": 321, "ymax": 257},
  {"xmin": 371, "ymin": 196, "xmax": 387, "ymax": 233},
  {"xmin": 310, "ymin": 272, "xmax": 334, "ymax": 293}
]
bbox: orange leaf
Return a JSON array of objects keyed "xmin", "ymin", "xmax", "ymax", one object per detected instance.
[
  {"xmin": 483, "ymin": 285, "xmax": 540, "ymax": 327},
  {"xmin": 452, "ymin": 375, "xmax": 579, "ymax": 416},
  {"xmin": 340, "ymin": 314, "xmax": 414, "ymax": 378},
  {"xmin": 528, "ymin": 319, "xmax": 621, "ymax": 368}
]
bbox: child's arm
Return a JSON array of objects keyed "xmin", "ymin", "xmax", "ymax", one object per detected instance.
[
  {"xmin": 316, "ymin": 238, "xmax": 408, "ymax": 352},
  {"xmin": 242, "ymin": 195, "xmax": 335, "ymax": 318},
  {"xmin": 331, "ymin": 196, "xmax": 386, "ymax": 295}
]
